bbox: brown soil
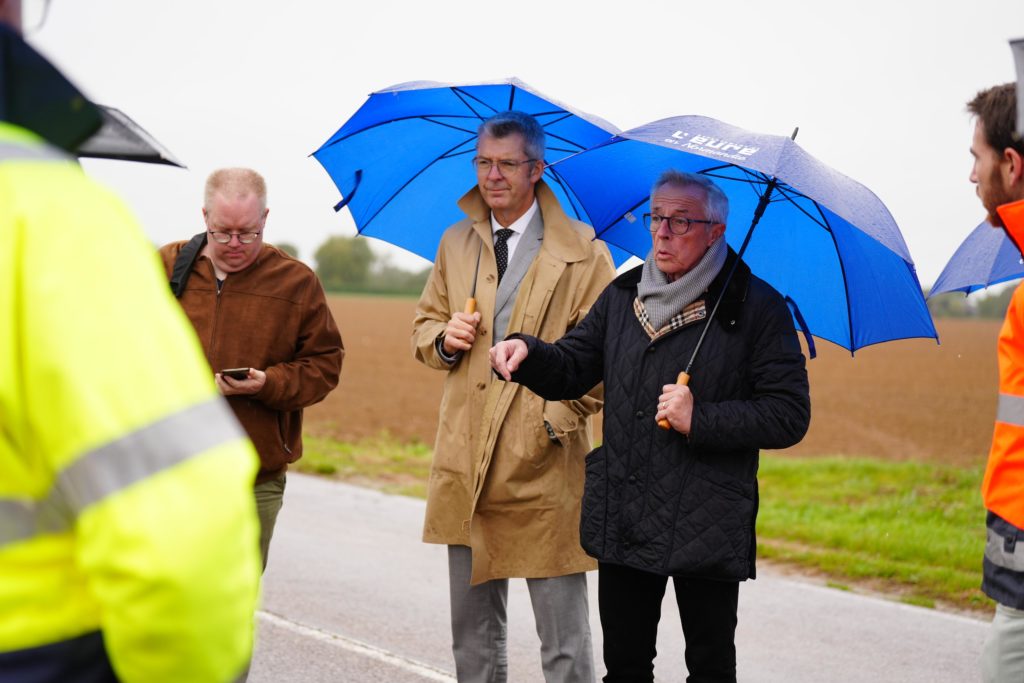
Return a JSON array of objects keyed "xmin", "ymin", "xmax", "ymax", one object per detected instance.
[{"xmin": 308, "ymin": 294, "xmax": 1000, "ymax": 467}]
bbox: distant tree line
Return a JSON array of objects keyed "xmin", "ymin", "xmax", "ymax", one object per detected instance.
[
  {"xmin": 927, "ymin": 283, "xmax": 1018, "ymax": 319},
  {"xmin": 287, "ymin": 236, "xmax": 1023, "ymax": 315},
  {"xmin": 312, "ymin": 235, "xmax": 430, "ymax": 296}
]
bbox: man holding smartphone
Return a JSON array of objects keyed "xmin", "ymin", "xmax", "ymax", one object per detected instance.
[{"xmin": 160, "ymin": 168, "xmax": 344, "ymax": 569}]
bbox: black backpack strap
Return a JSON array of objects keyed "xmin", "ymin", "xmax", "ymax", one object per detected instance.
[{"xmin": 170, "ymin": 232, "xmax": 208, "ymax": 298}]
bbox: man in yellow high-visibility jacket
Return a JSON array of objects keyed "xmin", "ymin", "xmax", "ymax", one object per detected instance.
[
  {"xmin": 968, "ymin": 81, "xmax": 1024, "ymax": 682},
  {"xmin": 0, "ymin": 2, "xmax": 262, "ymax": 681}
]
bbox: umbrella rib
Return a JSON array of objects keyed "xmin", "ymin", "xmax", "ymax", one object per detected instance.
[
  {"xmin": 699, "ymin": 165, "xmax": 852, "ymax": 350},
  {"xmin": 544, "ymin": 132, "xmax": 587, "ymax": 153},
  {"xmin": 422, "ymin": 116, "xmax": 483, "ymax": 136},
  {"xmin": 359, "ymin": 134, "xmax": 477, "ymax": 231},
  {"xmin": 451, "ymin": 87, "xmax": 502, "ymax": 120},
  {"xmin": 458, "ymin": 90, "xmax": 586, "ymax": 152},
  {"xmin": 755, "ymin": 177, "xmax": 854, "ymax": 350},
  {"xmin": 814, "ymin": 208, "xmax": 857, "ymax": 354},
  {"xmin": 538, "ymin": 112, "xmax": 590, "ymax": 152},
  {"xmin": 318, "ymin": 114, "xmax": 487, "ymax": 150},
  {"xmin": 437, "ymin": 148, "xmax": 476, "ymax": 160},
  {"xmin": 543, "ymin": 170, "xmax": 592, "ymax": 224},
  {"xmin": 699, "ymin": 166, "xmax": 775, "ymax": 207},
  {"xmin": 699, "ymin": 167, "xmax": 771, "ymax": 191},
  {"xmin": 453, "ymin": 84, "xmax": 582, "ymax": 146},
  {"xmin": 772, "ymin": 185, "xmax": 831, "ymax": 232}
]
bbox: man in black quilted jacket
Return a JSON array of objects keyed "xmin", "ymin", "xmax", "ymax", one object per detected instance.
[{"xmin": 490, "ymin": 169, "xmax": 810, "ymax": 683}]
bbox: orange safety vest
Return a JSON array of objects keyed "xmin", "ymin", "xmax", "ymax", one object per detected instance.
[{"xmin": 983, "ymin": 199, "xmax": 1024, "ymax": 528}]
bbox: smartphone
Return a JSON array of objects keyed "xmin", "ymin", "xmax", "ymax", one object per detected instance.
[{"xmin": 221, "ymin": 367, "xmax": 251, "ymax": 380}]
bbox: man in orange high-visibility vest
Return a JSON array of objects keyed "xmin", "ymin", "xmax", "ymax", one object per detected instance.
[{"xmin": 968, "ymin": 81, "xmax": 1024, "ymax": 682}]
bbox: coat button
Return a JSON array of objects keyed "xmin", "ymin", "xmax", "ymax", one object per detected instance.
[
  {"xmin": 479, "ymin": 327, "xmax": 488, "ymax": 336},
  {"xmin": 486, "ymin": 274, "xmax": 495, "ymax": 283},
  {"xmin": 647, "ymin": 345, "xmax": 655, "ymax": 353},
  {"xmin": 628, "ymin": 474, "xmax": 637, "ymax": 484},
  {"xmin": 476, "ymin": 382, "xmax": 486, "ymax": 390},
  {"xmin": 635, "ymin": 410, "xmax": 645, "ymax": 418}
]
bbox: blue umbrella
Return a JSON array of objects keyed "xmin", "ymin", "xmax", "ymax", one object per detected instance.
[
  {"xmin": 312, "ymin": 78, "xmax": 631, "ymax": 265},
  {"xmin": 930, "ymin": 220, "xmax": 1024, "ymax": 296},
  {"xmin": 551, "ymin": 115, "xmax": 938, "ymax": 354}
]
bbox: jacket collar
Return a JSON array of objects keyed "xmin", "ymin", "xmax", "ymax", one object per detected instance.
[
  {"xmin": 457, "ymin": 179, "xmax": 593, "ymax": 264},
  {"xmin": 0, "ymin": 23, "xmax": 102, "ymax": 151},
  {"xmin": 615, "ymin": 247, "xmax": 751, "ymax": 331}
]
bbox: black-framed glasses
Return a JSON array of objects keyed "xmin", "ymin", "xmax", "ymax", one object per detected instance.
[
  {"xmin": 208, "ymin": 230, "xmax": 262, "ymax": 245},
  {"xmin": 643, "ymin": 213, "xmax": 716, "ymax": 236},
  {"xmin": 471, "ymin": 157, "xmax": 538, "ymax": 177}
]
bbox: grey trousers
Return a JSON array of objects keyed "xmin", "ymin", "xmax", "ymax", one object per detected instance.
[
  {"xmin": 254, "ymin": 474, "xmax": 286, "ymax": 572},
  {"xmin": 984, "ymin": 602, "xmax": 1024, "ymax": 682},
  {"xmin": 447, "ymin": 545, "xmax": 595, "ymax": 683}
]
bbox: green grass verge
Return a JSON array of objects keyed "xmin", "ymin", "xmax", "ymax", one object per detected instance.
[
  {"xmin": 294, "ymin": 433, "xmax": 434, "ymax": 499},
  {"xmin": 757, "ymin": 455, "xmax": 987, "ymax": 612},
  {"xmin": 296, "ymin": 434, "xmax": 990, "ymax": 612}
]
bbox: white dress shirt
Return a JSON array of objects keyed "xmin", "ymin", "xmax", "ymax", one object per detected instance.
[{"xmin": 490, "ymin": 198, "xmax": 539, "ymax": 265}]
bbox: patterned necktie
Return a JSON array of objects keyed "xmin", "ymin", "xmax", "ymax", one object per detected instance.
[{"xmin": 494, "ymin": 228, "xmax": 513, "ymax": 283}]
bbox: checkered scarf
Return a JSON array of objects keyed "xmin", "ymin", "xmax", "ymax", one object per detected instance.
[{"xmin": 636, "ymin": 237, "xmax": 727, "ymax": 333}]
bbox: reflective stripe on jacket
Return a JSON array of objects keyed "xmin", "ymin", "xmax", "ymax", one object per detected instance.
[{"xmin": 0, "ymin": 122, "xmax": 261, "ymax": 682}]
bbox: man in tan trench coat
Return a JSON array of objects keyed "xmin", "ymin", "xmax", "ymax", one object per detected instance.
[{"xmin": 412, "ymin": 111, "xmax": 615, "ymax": 682}]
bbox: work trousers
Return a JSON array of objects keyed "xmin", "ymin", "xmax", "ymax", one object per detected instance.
[
  {"xmin": 254, "ymin": 473, "xmax": 286, "ymax": 571},
  {"xmin": 984, "ymin": 602, "xmax": 1024, "ymax": 682},
  {"xmin": 598, "ymin": 561, "xmax": 739, "ymax": 683},
  {"xmin": 0, "ymin": 631, "xmax": 116, "ymax": 683},
  {"xmin": 447, "ymin": 544, "xmax": 595, "ymax": 683}
]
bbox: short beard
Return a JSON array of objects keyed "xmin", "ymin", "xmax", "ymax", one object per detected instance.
[{"xmin": 982, "ymin": 167, "xmax": 1016, "ymax": 228}]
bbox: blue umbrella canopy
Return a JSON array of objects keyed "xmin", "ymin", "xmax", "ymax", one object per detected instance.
[
  {"xmin": 312, "ymin": 78, "xmax": 630, "ymax": 264},
  {"xmin": 552, "ymin": 115, "xmax": 938, "ymax": 353},
  {"xmin": 930, "ymin": 220, "xmax": 1024, "ymax": 296}
]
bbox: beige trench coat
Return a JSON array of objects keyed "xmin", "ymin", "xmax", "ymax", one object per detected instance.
[{"xmin": 412, "ymin": 181, "xmax": 616, "ymax": 584}]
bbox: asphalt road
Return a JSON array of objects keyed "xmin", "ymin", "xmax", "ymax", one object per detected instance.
[{"xmin": 249, "ymin": 474, "xmax": 988, "ymax": 682}]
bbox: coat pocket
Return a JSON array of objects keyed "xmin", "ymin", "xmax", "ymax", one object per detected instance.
[
  {"xmin": 579, "ymin": 446, "xmax": 607, "ymax": 558},
  {"xmin": 665, "ymin": 461, "xmax": 755, "ymax": 579},
  {"xmin": 542, "ymin": 399, "xmax": 582, "ymax": 449}
]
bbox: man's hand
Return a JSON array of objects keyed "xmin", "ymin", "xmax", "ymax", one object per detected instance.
[
  {"xmin": 216, "ymin": 368, "xmax": 267, "ymax": 396},
  {"xmin": 655, "ymin": 382, "xmax": 694, "ymax": 434},
  {"xmin": 489, "ymin": 339, "xmax": 529, "ymax": 381},
  {"xmin": 443, "ymin": 311, "xmax": 481, "ymax": 355}
]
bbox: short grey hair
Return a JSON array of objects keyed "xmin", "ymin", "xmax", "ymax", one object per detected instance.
[
  {"xmin": 205, "ymin": 168, "xmax": 267, "ymax": 211},
  {"xmin": 650, "ymin": 170, "xmax": 729, "ymax": 225},
  {"xmin": 477, "ymin": 111, "xmax": 546, "ymax": 162}
]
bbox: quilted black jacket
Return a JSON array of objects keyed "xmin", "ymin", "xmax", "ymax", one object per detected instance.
[{"xmin": 508, "ymin": 251, "xmax": 810, "ymax": 580}]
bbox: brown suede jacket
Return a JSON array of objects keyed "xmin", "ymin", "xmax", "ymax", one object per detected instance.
[{"xmin": 159, "ymin": 241, "xmax": 344, "ymax": 483}]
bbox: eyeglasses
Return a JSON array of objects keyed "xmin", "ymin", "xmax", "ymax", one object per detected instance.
[
  {"xmin": 643, "ymin": 213, "xmax": 716, "ymax": 236},
  {"xmin": 471, "ymin": 157, "xmax": 538, "ymax": 177},
  {"xmin": 208, "ymin": 230, "xmax": 262, "ymax": 245}
]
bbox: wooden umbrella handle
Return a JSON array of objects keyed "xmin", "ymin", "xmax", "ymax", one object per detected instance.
[
  {"xmin": 464, "ymin": 297, "xmax": 477, "ymax": 315},
  {"xmin": 657, "ymin": 371, "xmax": 691, "ymax": 430}
]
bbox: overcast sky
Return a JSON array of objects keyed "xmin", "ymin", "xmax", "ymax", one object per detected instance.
[{"xmin": 30, "ymin": 0, "xmax": 1024, "ymax": 286}]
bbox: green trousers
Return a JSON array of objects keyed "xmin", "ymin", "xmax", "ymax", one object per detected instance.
[{"xmin": 253, "ymin": 474, "xmax": 286, "ymax": 572}]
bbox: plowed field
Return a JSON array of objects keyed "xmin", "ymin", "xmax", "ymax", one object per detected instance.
[{"xmin": 307, "ymin": 294, "xmax": 1000, "ymax": 467}]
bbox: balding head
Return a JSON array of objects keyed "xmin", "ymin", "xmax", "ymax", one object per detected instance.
[{"xmin": 204, "ymin": 168, "xmax": 268, "ymax": 212}]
